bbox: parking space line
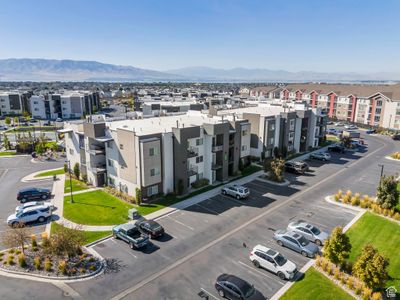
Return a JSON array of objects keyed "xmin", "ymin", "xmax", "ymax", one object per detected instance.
[
  {"xmin": 167, "ymin": 216, "xmax": 194, "ymax": 231},
  {"xmin": 219, "ymin": 194, "xmax": 246, "ymax": 205},
  {"xmin": 195, "ymin": 203, "xmax": 221, "ymax": 215},
  {"xmin": 110, "ymin": 239, "xmax": 138, "ymax": 259},
  {"xmin": 313, "ymin": 204, "xmax": 356, "ymax": 214},
  {"xmin": 200, "ymin": 288, "xmax": 220, "ymax": 300},
  {"xmin": 237, "ymin": 261, "xmax": 282, "ymax": 289}
]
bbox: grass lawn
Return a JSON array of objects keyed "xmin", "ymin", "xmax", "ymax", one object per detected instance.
[
  {"xmin": 51, "ymin": 222, "xmax": 111, "ymax": 245},
  {"xmin": 346, "ymin": 212, "xmax": 400, "ymax": 289},
  {"xmin": 0, "ymin": 151, "xmax": 17, "ymax": 156},
  {"xmin": 396, "ymin": 183, "xmax": 400, "ymax": 211},
  {"xmin": 64, "ymin": 190, "xmax": 133, "ymax": 225},
  {"xmin": 326, "ymin": 134, "xmax": 339, "ymax": 142},
  {"xmin": 281, "ymin": 268, "xmax": 352, "ymax": 300},
  {"xmin": 64, "ymin": 178, "xmax": 89, "ymax": 193},
  {"xmin": 35, "ymin": 168, "xmax": 65, "ymax": 177}
]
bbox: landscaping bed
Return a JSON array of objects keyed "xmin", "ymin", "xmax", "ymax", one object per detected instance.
[
  {"xmin": 281, "ymin": 267, "xmax": 353, "ymax": 300},
  {"xmin": 0, "ymin": 151, "xmax": 18, "ymax": 156},
  {"xmin": 51, "ymin": 223, "xmax": 111, "ymax": 245}
]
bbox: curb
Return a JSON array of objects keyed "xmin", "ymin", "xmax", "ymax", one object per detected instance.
[
  {"xmin": 324, "ymin": 195, "xmax": 364, "ymax": 212},
  {"xmin": 0, "ymin": 154, "xmax": 30, "ymax": 158},
  {"xmin": 385, "ymin": 156, "xmax": 400, "ymax": 162},
  {"xmin": 22, "ymin": 167, "xmax": 65, "ymax": 182},
  {"xmin": 85, "ymin": 235, "xmax": 113, "ymax": 248},
  {"xmin": 256, "ymin": 176, "xmax": 290, "ymax": 186}
]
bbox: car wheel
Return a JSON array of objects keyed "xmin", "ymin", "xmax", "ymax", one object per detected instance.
[
  {"xmin": 252, "ymin": 260, "xmax": 260, "ymax": 268},
  {"xmin": 277, "ymin": 240, "xmax": 283, "ymax": 247},
  {"xmin": 278, "ymin": 272, "xmax": 286, "ymax": 280},
  {"xmin": 301, "ymin": 251, "xmax": 308, "ymax": 257},
  {"xmin": 21, "ymin": 198, "xmax": 27, "ymax": 203},
  {"xmin": 322, "ymin": 158, "xmax": 326, "ymax": 162},
  {"xmin": 41, "ymin": 194, "xmax": 47, "ymax": 200},
  {"xmin": 37, "ymin": 216, "xmax": 45, "ymax": 223},
  {"xmin": 217, "ymin": 288, "xmax": 225, "ymax": 298},
  {"xmin": 236, "ymin": 195, "xmax": 240, "ymax": 200},
  {"xmin": 11, "ymin": 221, "xmax": 19, "ymax": 227},
  {"xmin": 113, "ymin": 233, "xmax": 119, "ymax": 239},
  {"xmin": 222, "ymin": 190, "xmax": 226, "ymax": 195},
  {"xmin": 129, "ymin": 242, "xmax": 135, "ymax": 249},
  {"xmin": 315, "ymin": 239, "xmax": 322, "ymax": 246}
]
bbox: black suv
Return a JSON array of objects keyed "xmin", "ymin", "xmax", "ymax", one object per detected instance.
[
  {"xmin": 284, "ymin": 161, "xmax": 309, "ymax": 174},
  {"xmin": 137, "ymin": 220, "xmax": 165, "ymax": 239},
  {"xmin": 392, "ymin": 134, "xmax": 400, "ymax": 141},
  {"xmin": 328, "ymin": 144, "xmax": 346, "ymax": 153},
  {"xmin": 17, "ymin": 188, "xmax": 51, "ymax": 203},
  {"xmin": 215, "ymin": 274, "xmax": 263, "ymax": 300}
]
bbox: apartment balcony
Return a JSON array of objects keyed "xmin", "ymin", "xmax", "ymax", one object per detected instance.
[
  {"xmin": 89, "ymin": 163, "xmax": 106, "ymax": 174},
  {"xmin": 211, "ymin": 162, "xmax": 223, "ymax": 170},
  {"xmin": 229, "ymin": 139, "xmax": 235, "ymax": 147},
  {"xmin": 187, "ymin": 146, "xmax": 198, "ymax": 158},
  {"xmin": 212, "ymin": 145, "xmax": 223, "ymax": 152},
  {"xmin": 187, "ymin": 164, "xmax": 198, "ymax": 177},
  {"xmin": 88, "ymin": 148, "xmax": 105, "ymax": 155}
]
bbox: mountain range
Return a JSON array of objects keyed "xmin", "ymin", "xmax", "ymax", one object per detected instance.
[{"xmin": 0, "ymin": 58, "xmax": 399, "ymax": 82}]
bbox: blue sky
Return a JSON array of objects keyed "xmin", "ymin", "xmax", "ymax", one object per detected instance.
[{"xmin": 1, "ymin": 0, "xmax": 399, "ymax": 72}]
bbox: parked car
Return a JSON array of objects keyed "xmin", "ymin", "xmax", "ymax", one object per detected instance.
[
  {"xmin": 328, "ymin": 144, "xmax": 346, "ymax": 153},
  {"xmin": 215, "ymin": 274, "xmax": 263, "ymax": 300},
  {"xmin": 273, "ymin": 230, "xmax": 319, "ymax": 258},
  {"xmin": 309, "ymin": 152, "xmax": 331, "ymax": 161},
  {"xmin": 221, "ymin": 184, "xmax": 250, "ymax": 199},
  {"xmin": 326, "ymin": 128, "xmax": 337, "ymax": 135},
  {"xmin": 0, "ymin": 125, "xmax": 8, "ymax": 130},
  {"xmin": 15, "ymin": 201, "xmax": 54, "ymax": 214},
  {"xmin": 55, "ymin": 118, "xmax": 63, "ymax": 122},
  {"xmin": 7, "ymin": 204, "xmax": 52, "ymax": 227},
  {"xmin": 249, "ymin": 245, "xmax": 297, "ymax": 280},
  {"xmin": 43, "ymin": 121, "xmax": 51, "ymax": 126},
  {"xmin": 17, "ymin": 187, "xmax": 51, "ymax": 203},
  {"xmin": 112, "ymin": 223, "xmax": 149, "ymax": 249},
  {"xmin": 287, "ymin": 220, "xmax": 329, "ymax": 246},
  {"xmin": 392, "ymin": 134, "xmax": 400, "ymax": 141},
  {"xmin": 334, "ymin": 122, "xmax": 344, "ymax": 127},
  {"xmin": 365, "ymin": 129, "xmax": 376, "ymax": 134},
  {"xmin": 326, "ymin": 121, "xmax": 334, "ymax": 125},
  {"xmin": 137, "ymin": 219, "xmax": 164, "ymax": 239},
  {"xmin": 344, "ymin": 124, "xmax": 358, "ymax": 130},
  {"xmin": 284, "ymin": 161, "xmax": 309, "ymax": 174}
]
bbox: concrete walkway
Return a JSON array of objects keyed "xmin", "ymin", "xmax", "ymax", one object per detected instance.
[
  {"xmin": 49, "ymin": 170, "xmax": 264, "ymax": 232},
  {"xmin": 63, "ymin": 187, "xmax": 102, "ymax": 196}
]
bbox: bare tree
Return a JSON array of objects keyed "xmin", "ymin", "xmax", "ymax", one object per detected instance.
[
  {"xmin": 1, "ymin": 223, "xmax": 32, "ymax": 254},
  {"xmin": 50, "ymin": 223, "xmax": 85, "ymax": 257}
]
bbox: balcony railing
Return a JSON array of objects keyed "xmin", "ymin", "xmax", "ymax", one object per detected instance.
[
  {"xmin": 187, "ymin": 146, "xmax": 198, "ymax": 158},
  {"xmin": 187, "ymin": 165, "xmax": 198, "ymax": 177},
  {"xmin": 212, "ymin": 145, "xmax": 223, "ymax": 152},
  {"xmin": 211, "ymin": 163, "xmax": 223, "ymax": 170}
]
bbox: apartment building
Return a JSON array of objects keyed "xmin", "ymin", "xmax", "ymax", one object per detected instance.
[
  {"xmin": 63, "ymin": 111, "xmax": 251, "ymax": 198},
  {"xmin": 0, "ymin": 92, "xmax": 30, "ymax": 116},
  {"xmin": 252, "ymin": 83, "xmax": 400, "ymax": 129},
  {"xmin": 30, "ymin": 92, "xmax": 100, "ymax": 120},
  {"xmin": 217, "ymin": 105, "xmax": 326, "ymax": 159},
  {"xmin": 141, "ymin": 101, "xmax": 204, "ymax": 116}
]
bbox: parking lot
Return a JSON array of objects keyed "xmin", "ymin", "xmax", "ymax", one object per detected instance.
[{"xmin": 0, "ymin": 156, "xmax": 62, "ymax": 249}]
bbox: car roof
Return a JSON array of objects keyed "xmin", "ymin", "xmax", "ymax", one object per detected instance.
[
  {"xmin": 253, "ymin": 244, "xmax": 278, "ymax": 257},
  {"xmin": 225, "ymin": 275, "xmax": 251, "ymax": 290},
  {"xmin": 19, "ymin": 187, "xmax": 38, "ymax": 192},
  {"xmin": 282, "ymin": 230, "xmax": 302, "ymax": 239},
  {"xmin": 118, "ymin": 223, "xmax": 137, "ymax": 231},
  {"xmin": 20, "ymin": 205, "xmax": 49, "ymax": 213}
]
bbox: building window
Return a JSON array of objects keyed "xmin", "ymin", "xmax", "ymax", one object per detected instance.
[
  {"xmin": 376, "ymin": 100, "xmax": 383, "ymax": 106},
  {"xmin": 150, "ymin": 168, "xmax": 160, "ymax": 176},
  {"xmin": 268, "ymin": 137, "xmax": 274, "ymax": 145},
  {"xmin": 119, "ymin": 144, "xmax": 123, "ymax": 150},
  {"xmin": 107, "ymin": 141, "xmax": 113, "ymax": 149},
  {"xmin": 196, "ymin": 138, "xmax": 203, "ymax": 146},
  {"xmin": 196, "ymin": 156, "xmax": 203, "ymax": 163},
  {"xmin": 289, "ymin": 119, "xmax": 295, "ymax": 131},
  {"xmin": 34, "ymin": 101, "xmax": 38, "ymax": 104},
  {"xmin": 289, "ymin": 132, "xmax": 295, "ymax": 140},
  {"xmin": 108, "ymin": 159, "xmax": 113, "ymax": 167},
  {"xmin": 108, "ymin": 177, "xmax": 115, "ymax": 186},
  {"xmin": 69, "ymin": 149, "xmax": 74, "ymax": 155},
  {"xmin": 270, "ymin": 123, "xmax": 275, "ymax": 131},
  {"xmin": 241, "ymin": 145, "xmax": 247, "ymax": 151},
  {"xmin": 196, "ymin": 173, "xmax": 203, "ymax": 180},
  {"xmin": 149, "ymin": 147, "xmax": 159, "ymax": 156},
  {"xmin": 34, "ymin": 108, "xmax": 39, "ymax": 111},
  {"xmin": 242, "ymin": 129, "xmax": 248, "ymax": 136},
  {"xmin": 147, "ymin": 185, "xmax": 158, "ymax": 196}
]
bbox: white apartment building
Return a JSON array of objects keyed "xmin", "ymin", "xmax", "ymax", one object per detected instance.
[{"xmin": 0, "ymin": 92, "xmax": 30, "ymax": 116}]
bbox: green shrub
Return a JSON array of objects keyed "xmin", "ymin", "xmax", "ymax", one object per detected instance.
[
  {"xmin": 7, "ymin": 255, "xmax": 14, "ymax": 265},
  {"xmin": 79, "ymin": 267, "xmax": 86, "ymax": 273},
  {"xmin": 70, "ymin": 267, "xmax": 77, "ymax": 275},
  {"xmin": 34, "ymin": 257, "xmax": 41, "ymax": 270},
  {"xmin": 58, "ymin": 260, "xmax": 67, "ymax": 275},
  {"xmin": 8, "ymin": 249, "xmax": 15, "ymax": 254},
  {"xmin": 88, "ymin": 257, "xmax": 95, "ymax": 262},
  {"xmin": 191, "ymin": 178, "xmax": 209, "ymax": 189},
  {"xmin": 18, "ymin": 254, "xmax": 26, "ymax": 267},
  {"xmin": 44, "ymin": 257, "xmax": 52, "ymax": 272},
  {"xmin": 31, "ymin": 234, "xmax": 37, "ymax": 248},
  {"xmin": 351, "ymin": 196, "xmax": 360, "ymax": 206},
  {"xmin": 88, "ymin": 265, "xmax": 96, "ymax": 271}
]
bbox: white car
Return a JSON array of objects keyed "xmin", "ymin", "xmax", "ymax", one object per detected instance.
[
  {"xmin": 15, "ymin": 201, "xmax": 54, "ymax": 214},
  {"xmin": 221, "ymin": 184, "xmax": 249, "ymax": 199},
  {"xmin": 249, "ymin": 245, "xmax": 297, "ymax": 280},
  {"xmin": 7, "ymin": 205, "xmax": 52, "ymax": 227},
  {"xmin": 0, "ymin": 125, "xmax": 8, "ymax": 130},
  {"xmin": 326, "ymin": 128, "xmax": 337, "ymax": 135},
  {"xmin": 345, "ymin": 124, "xmax": 358, "ymax": 130},
  {"xmin": 309, "ymin": 152, "xmax": 331, "ymax": 161},
  {"xmin": 334, "ymin": 122, "xmax": 344, "ymax": 127},
  {"xmin": 287, "ymin": 220, "xmax": 329, "ymax": 246}
]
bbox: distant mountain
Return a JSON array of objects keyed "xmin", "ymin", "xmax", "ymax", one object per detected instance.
[
  {"xmin": 0, "ymin": 58, "xmax": 182, "ymax": 82},
  {"xmin": 0, "ymin": 59, "xmax": 399, "ymax": 82},
  {"xmin": 166, "ymin": 66, "xmax": 400, "ymax": 82}
]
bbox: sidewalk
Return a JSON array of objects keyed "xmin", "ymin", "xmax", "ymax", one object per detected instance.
[
  {"xmin": 49, "ymin": 170, "xmax": 264, "ymax": 232},
  {"xmin": 63, "ymin": 187, "xmax": 102, "ymax": 196}
]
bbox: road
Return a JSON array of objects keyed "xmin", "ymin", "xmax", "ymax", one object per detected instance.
[
  {"xmin": 0, "ymin": 156, "xmax": 63, "ymax": 249},
  {"xmin": 0, "ymin": 133, "xmax": 398, "ymax": 300}
]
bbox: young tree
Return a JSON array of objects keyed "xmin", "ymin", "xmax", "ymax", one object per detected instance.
[
  {"xmin": 352, "ymin": 244, "xmax": 389, "ymax": 289},
  {"xmin": 1, "ymin": 223, "xmax": 32, "ymax": 255},
  {"xmin": 323, "ymin": 226, "xmax": 352, "ymax": 265},
  {"xmin": 50, "ymin": 224, "xmax": 84, "ymax": 257},
  {"xmin": 4, "ymin": 116, "xmax": 11, "ymax": 126},
  {"xmin": 266, "ymin": 158, "xmax": 285, "ymax": 182},
  {"xmin": 13, "ymin": 116, "xmax": 19, "ymax": 127},
  {"xmin": 73, "ymin": 162, "xmax": 80, "ymax": 179},
  {"xmin": 273, "ymin": 146, "xmax": 280, "ymax": 158},
  {"xmin": 3, "ymin": 135, "xmax": 10, "ymax": 150},
  {"xmin": 376, "ymin": 175, "xmax": 399, "ymax": 209},
  {"xmin": 35, "ymin": 142, "xmax": 45, "ymax": 155},
  {"xmin": 341, "ymin": 136, "xmax": 353, "ymax": 148},
  {"xmin": 135, "ymin": 187, "xmax": 142, "ymax": 205}
]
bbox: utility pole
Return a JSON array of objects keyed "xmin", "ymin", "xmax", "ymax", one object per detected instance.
[
  {"xmin": 66, "ymin": 160, "xmax": 74, "ymax": 203},
  {"xmin": 378, "ymin": 164, "xmax": 384, "ymax": 178}
]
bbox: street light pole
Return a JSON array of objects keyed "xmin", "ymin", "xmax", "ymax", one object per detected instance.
[
  {"xmin": 67, "ymin": 160, "xmax": 74, "ymax": 203},
  {"xmin": 378, "ymin": 164, "xmax": 384, "ymax": 178}
]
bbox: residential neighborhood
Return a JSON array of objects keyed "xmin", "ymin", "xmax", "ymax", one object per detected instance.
[{"xmin": 1, "ymin": 1, "xmax": 400, "ymax": 300}]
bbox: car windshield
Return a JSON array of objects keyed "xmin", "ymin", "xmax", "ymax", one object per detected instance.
[
  {"xmin": 242, "ymin": 283, "xmax": 255, "ymax": 298},
  {"xmin": 275, "ymin": 253, "xmax": 287, "ymax": 266},
  {"xmin": 16, "ymin": 211, "xmax": 24, "ymax": 218},
  {"xmin": 298, "ymin": 236, "xmax": 309, "ymax": 246},
  {"xmin": 311, "ymin": 226, "xmax": 321, "ymax": 235}
]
